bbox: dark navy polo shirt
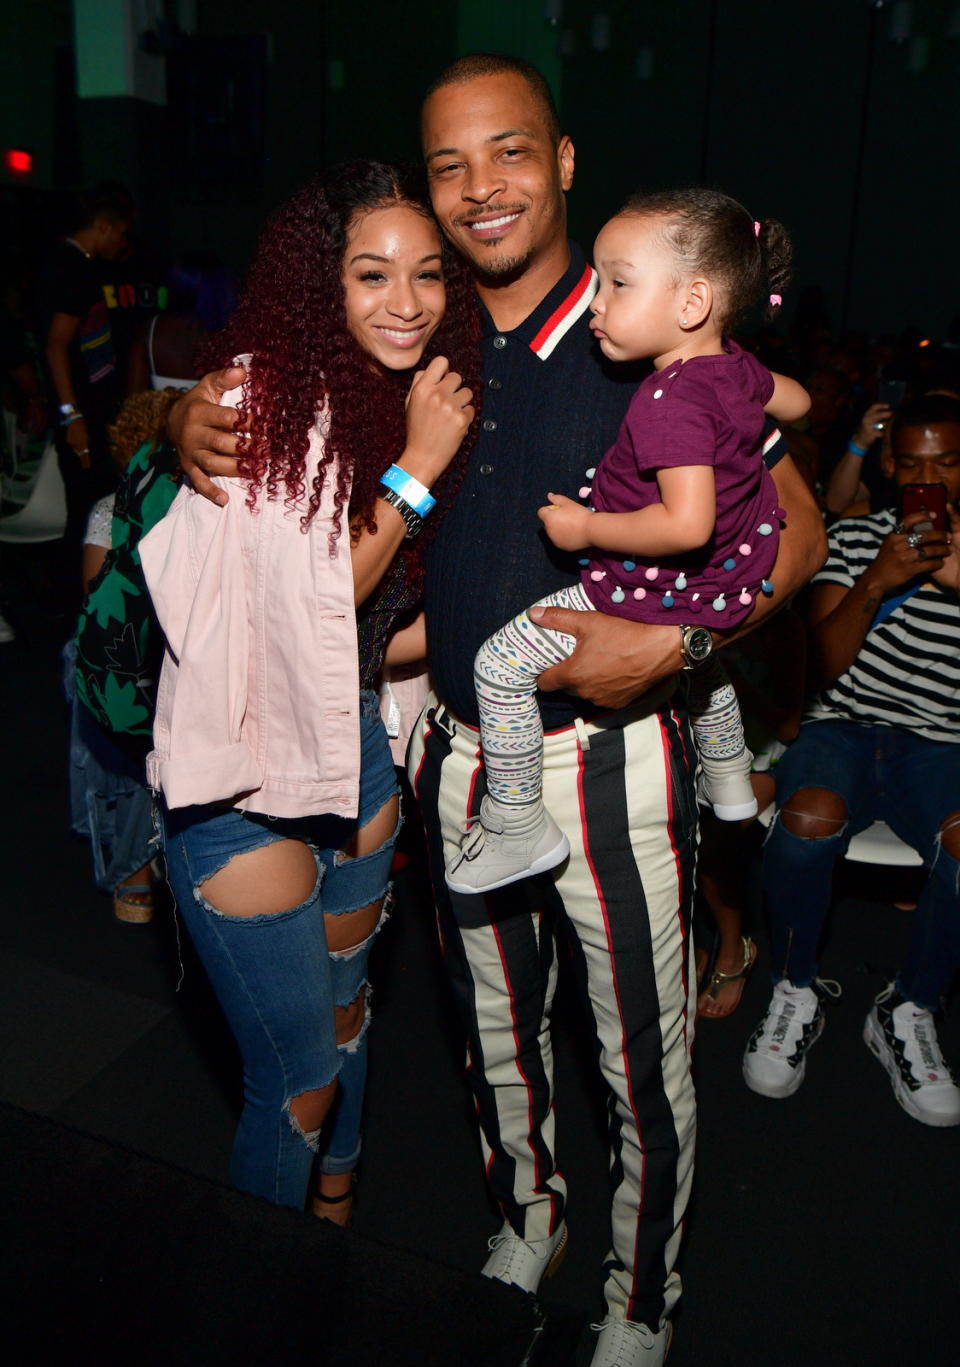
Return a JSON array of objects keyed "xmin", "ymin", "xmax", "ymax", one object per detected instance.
[{"xmin": 423, "ymin": 242, "xmax": 786, "ymax": 730}]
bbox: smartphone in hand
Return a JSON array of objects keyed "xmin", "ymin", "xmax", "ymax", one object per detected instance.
[
  {"xmin": 877, "ymin": 379, "xmax": 907, "ymax": 410},
  {"xmin": 900, "ymin": 482, "xmax": 948, "ymax": 533}
]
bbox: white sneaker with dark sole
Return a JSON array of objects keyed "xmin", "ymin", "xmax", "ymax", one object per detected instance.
[
  {"xmin": 481, "ymin": 1219, "xmax": 568, "ymax": 1293},
  {"xmin": 743, "ymin": 978, "xmax": 839, "ymax": 1098},
  {"xmin": 864, "ymin": 985, "xmax": 960, "ymax": 1128},
  {"xmin": 445, "ymin": 797, "xmax": 570, "ymax": 894},
  {"xmin": 589, "ymin": 1318, "xmax": 673, "ymax": 1366}
]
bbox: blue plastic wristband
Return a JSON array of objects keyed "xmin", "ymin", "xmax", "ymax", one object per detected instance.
[
  {"xmin": 846, "ymin": 440, "xmax": 868, "ymax": 457},
  {"xmin": 379, "ymin": 463, "xmax": 436, "ymax": 517}
]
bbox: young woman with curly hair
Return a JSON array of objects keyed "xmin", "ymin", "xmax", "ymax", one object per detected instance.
[{"xmin": 140, "ymin": 161, "xmax": 479, "ymax": 1220}]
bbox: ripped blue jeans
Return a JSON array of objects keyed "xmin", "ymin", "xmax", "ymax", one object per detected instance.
[
  {"xmin": 160, "ymin": 692, "xmax": 399, "ymax": 1208},
  {"xmin": 763, "ymin": 720, "xmax": 960, "ymax": 1009}
]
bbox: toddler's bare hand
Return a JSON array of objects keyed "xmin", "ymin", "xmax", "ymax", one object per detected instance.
[{"xmin": 538, "ymin": 492, "xmax": 592, "ymax": 551}]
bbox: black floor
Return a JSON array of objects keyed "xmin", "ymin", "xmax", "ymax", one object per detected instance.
[{"xmin": 2, "ymin": 581, "xmax": 958, "ymax": 1367}]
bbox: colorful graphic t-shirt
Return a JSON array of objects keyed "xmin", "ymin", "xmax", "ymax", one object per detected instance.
[{"xmin": 36, "ymin": 240, "xmax": 120, "ymax": 421}]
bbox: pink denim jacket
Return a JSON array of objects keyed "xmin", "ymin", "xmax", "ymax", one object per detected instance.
[{"xmin": 141, "ymin": 381, "xmax": 361, "ymax": 819}]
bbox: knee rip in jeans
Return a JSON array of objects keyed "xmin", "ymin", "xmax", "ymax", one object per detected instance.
[
  {"xmin": 779, "ymin": 788, "xmax": 848, "ymax": 841},
  {"xmin": 937, "ymin": 812, "xmax": 960, "ymax": 850},
  {"xmin": 933, "ymin": 813, "xmax": 960, "ymax": 881}
]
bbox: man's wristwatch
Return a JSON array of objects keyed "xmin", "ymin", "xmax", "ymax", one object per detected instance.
[
  {"xmin": 679, "ymin": 624, "xmax": 714, "ymax": 670},
  {"xmin": 380, "ymin": 485, "xmax": 424, "ymax": 539}
]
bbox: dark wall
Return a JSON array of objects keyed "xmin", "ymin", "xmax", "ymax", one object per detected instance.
[
  {"xmin": 6, "ymin": 0, "xmax": 958, "ymax": 339},
  {"xmin": 543, "ymin": 0, "xmax": 958, "ymax": 339}
]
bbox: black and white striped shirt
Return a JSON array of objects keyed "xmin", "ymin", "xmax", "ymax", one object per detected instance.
[{"xmin": 805, "ymin": 508, "xmax": 960, "ymax": 744}]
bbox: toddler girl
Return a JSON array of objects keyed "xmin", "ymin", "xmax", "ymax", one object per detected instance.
[{"xmin": 446, "ymin": 188, "xmax": 809, "ymax": 894}]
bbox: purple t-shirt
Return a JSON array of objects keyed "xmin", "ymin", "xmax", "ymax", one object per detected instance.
[{"xmin": 581, "ymin": 340, "xmax": 783, "ymax": 627}]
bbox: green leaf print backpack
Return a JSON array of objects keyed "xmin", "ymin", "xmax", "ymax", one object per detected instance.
[{"xmin": 74, "ymin": 438, "xmax": 179, "ymax": 740}]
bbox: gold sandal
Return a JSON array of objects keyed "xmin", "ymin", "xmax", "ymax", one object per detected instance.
[
  {"xmin": 113, "ymin": 882, "xmax": 155, "ymax": 924},
  {"xmin": 697, "ymin": 937, "xmax": 756, "ymax": 1019}
]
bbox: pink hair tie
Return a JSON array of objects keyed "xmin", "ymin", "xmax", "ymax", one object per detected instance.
[
  {"xmin": 769, "ymin": 293, "xmax": 782, "ymax": 307},
  {"xmin": 753, "ymin": 220, "xmax": 761, "ymax": 237}
]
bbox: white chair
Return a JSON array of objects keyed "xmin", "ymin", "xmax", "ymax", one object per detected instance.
[
  {"xmin": 0, "ymin": 414, "xmax": 45, "ymax": 506},
  {"xmin": 0, "ymin": 442, "xmax": 67, "ymax": 543},
  {"xmin": 757, "ymin": 804, "xmax": 923, "ymax": 868}
]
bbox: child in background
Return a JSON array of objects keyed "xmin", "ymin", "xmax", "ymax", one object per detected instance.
[
  {"xmin": 70, "ymin": 388, "xmax": 180, "ymax": 921},
  {"xmin": 447, "ymin": 188, "xmax": 810, "ymax": 894}
]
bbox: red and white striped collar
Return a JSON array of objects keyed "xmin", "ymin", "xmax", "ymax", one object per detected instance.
[{"xmin": 528, "ymin": 263, "xmax": 598, "ymax": 361}]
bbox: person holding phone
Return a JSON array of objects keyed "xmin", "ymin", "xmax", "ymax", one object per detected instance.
[
  {"xmin": 824, "ymin": 377, "xmax": 909, "ymax": 518},
  {"xmin": 743, "ymin": 393, "xmax": 960, "ymax": 1127}
]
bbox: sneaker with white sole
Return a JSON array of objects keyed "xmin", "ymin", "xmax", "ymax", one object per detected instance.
[
  {"xmin": 445, "ymin": 797, "xmax": 570, "ymax": 894},
  {"xmin": 742, "ymin": 978, "xmax": 839, "ymax": 1098},
  {"xmin": 864, "ymin": 985, "xmax": 960, "ymax": 1128},
  {"xmin": 697, "ymin": 746, "xmax": 758, "ymax": 821},
  {"xmin": 481, "ymin": 1219, "xmax": 568, "ymax": 1293},
  {"xmin": 589, "ymin": 1317, "xmax": 673, "ymax": 1366}
]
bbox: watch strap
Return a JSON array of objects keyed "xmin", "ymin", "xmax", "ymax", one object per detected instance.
[{"xmin": 380, "ymin": 485, "xmax": 424, "ymax": 539}]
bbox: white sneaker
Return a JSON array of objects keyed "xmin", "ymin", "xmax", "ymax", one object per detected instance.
[
  {"xmin": 445, "ymin": 797, "xmax": 570, "ymax": 894},
  {"xmin": 697, "ymin": 747, "xmax": 758, "ymax": 821},
  {"xmin": 864, "ymin": 985, "xmax": 960, "ymax": 1128},
  {"xmin": 589, "ymin": 1317, "xmax": 673, "ymax": 1366},
  {"xmin": 481, "ymin": 1219, "xmax": 568, "ymax": 1293},
  {"xmin": 742, "ymin": 979, "xmax": 838, "ymax": 1098}
]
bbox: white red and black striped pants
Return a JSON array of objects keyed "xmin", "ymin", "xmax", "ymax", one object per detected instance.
[{"xmin": 409, "ymin": 689, "xmax": 698, "ymax": 1327}]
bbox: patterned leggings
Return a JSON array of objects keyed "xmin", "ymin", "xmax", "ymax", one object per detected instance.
[{"xmin": 474, "ymin": 583, "xmax": 745, "ymax": 807}]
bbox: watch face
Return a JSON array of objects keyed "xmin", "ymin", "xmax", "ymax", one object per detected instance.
[{"xmin": 686, "ymin": 627, "xmax": 713, "ymax": 662}]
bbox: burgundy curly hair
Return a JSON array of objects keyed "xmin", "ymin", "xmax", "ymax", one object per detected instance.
[{"xmin": 204, "ymin": 161, "xmax": 480, "ymax": 582}]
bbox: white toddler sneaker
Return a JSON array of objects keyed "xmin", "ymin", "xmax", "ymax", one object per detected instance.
[
  {"xmin": 445, "ymin": 797, "xmax": 570, "ymax": 894},
  {"xmin": 697, "ymin": 747, "xmax": 758, "ymax": 821}
]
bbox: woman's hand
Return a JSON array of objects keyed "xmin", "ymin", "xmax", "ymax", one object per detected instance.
[
  {"xmin": 538, "ymin": 492, "xmax": 594, "ymax": 551},
  {"xmin": 401, "ymin": 356, "xmax": 474, "ymax": 486},
  {"xmin": 167, "ymin": 366, "xmax": 247, "ymax": 507}
]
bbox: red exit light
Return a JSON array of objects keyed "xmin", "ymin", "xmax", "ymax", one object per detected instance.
[{"xmin": 5, "ymin": 149, "xmax": 33, "ymax": 175}]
